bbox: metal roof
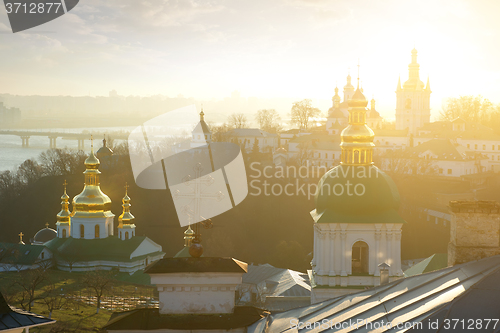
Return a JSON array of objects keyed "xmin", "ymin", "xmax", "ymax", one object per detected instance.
[
  {"xmin": 247, "ymin": 255, "xmax": 500, "ymax": 333},
  {"xmin": 243, "ymin": 264, "xmax": 311, "ymax": 298},
  {"xmin": 0, "ymin": 292, "xmax": 55, "ymax": 331}
]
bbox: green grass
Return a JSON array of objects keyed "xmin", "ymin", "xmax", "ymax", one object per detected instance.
[{"xmin": 0, "ymin": 269, "xmax": 157, "ymax": 332}]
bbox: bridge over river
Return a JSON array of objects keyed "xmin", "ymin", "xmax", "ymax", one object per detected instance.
[{"xmin": 0, "ymin": 130, "xmax": 130, "ymax": 149}]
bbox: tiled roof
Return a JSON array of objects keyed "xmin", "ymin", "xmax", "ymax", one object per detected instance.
[
  {"xmin": 145, "ymin": 257, "xmax": 247, "ymax": 274},
  {"xmin": 247, "ymin": 255, "xmax": 500, "ymax": 333},
  {"xmin": 243, "ymin": 264, "xmax": 311, "ymax": 298},
  {"xmin": 409, "ymin": 139, "xmax": 473, "ymax": 160},
  {"xmin": 0, "ymin": 292, "xmax": 55, "ymax": 331},
  {"xmin": 0, "ymin": 243, "xmax": 45, "ymax": 265},
  {"xmin": 104, "ymin": 306, "xmax": 267, "ymax": 331},
  {"xmin": 44, "ymin": 236, "xmax": 164, "ymax": 262}
]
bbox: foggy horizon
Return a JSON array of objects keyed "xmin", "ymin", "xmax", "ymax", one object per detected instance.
[{"xmin": 2, "ymin": 0, "xmax": 500, "ymax": 121}]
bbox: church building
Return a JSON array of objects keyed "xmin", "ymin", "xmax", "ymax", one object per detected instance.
[
  {"xmin": 310, "ymin": 80, "xmax": 405, "ymax": 302},
  {"xmin": 395, "ymin": 48, "xmax": 431, "ymax": 134},
  {"xmin": 44, "ymin": 140, "xmax": 164, "ymax": 273}
]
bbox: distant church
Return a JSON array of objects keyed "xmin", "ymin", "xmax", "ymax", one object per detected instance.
[
  {"xmin": 395, "ymin": 48, "xmax": 431, "ymax": 134},
  {"xmin": 39, "ymin": 139, "xmax": 163, "ymax": 273}
]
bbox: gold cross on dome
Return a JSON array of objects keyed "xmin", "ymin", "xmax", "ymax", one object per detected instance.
[
  {"xmin": 18, "ymin": 232, "xmax": 24, "ymax": 241},
  {"xmin": 45, "ymin": 222, "xmax": 49, "ymax": 228},
  {"xmin": 125, "ymin": 182, "xmax": 129, "ymax": 194}
]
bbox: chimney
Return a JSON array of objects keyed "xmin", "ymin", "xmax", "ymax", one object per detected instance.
[{"xmin": 448, "ymin": 200, "xmax": 500, "ymax": 266}]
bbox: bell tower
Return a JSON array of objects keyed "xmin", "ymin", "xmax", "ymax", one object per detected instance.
[{"xmin": 396, "ymin": 49, "xmax": 431, "ymax": 134}]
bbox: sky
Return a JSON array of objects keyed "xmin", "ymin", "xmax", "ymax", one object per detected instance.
[{"xmin": 1, "ymin": 0, "xmax": 500, "ymax": 120}]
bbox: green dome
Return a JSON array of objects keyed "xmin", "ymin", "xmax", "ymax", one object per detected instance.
[{"xmin": 311, "ymin": 165, "xmax": 405, "ymax": 224}]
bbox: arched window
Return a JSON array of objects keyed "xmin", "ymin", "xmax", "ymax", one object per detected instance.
[
  {"xmin": 119, "ymin": 231, "xmax": 121, "ymax": 239},
  {"xmin": 95, "ymin": 225, "xmax": 100, "ymax": 239},
  {"xmin": 405, "ymin": 98, "xmax": 412, "ymax": 109},
  {"xmin": 41, "ymin": 252, "xmax": 45, "ymax": 259},
  {"xmin": 62, "ymin": 229, "xmax": 67, "ymax": 238},
  {"xmin": 353, "ymin": 150, "xmax": 359, "ymax": 164},
  {"xmin": 125, "ymin": 231, "xmax": 129, "ymax": 240},
  {"xmin": 352, "ymin": 241, "xmax": 369, "ymax": 274},
  {"xmin": 80, "ymin": 225, "xmax": 85, "ymax": 238}
]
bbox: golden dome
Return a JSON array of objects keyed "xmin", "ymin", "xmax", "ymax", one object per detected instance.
[
  {"xmin": 340, "ymin": 87, "xmax": 375, "ymax": 165},
  {"xmin": 72, "ymin": 139, "xmax": 113, "ymax": 219},
  {"xmin": 57, "ymin": 180, "xmax": 71, "ymax": 223},
  {"xmin": 118, "ymin": 183, "xmax": 135, "ymax": 226},
  {"xmin": 184, "ymin": 225, "xmax": 195, "ymax": 247}
]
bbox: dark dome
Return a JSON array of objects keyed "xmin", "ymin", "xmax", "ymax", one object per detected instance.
[
  {"xmin": 329, "ymin": 108, "xmax": 346, "ymax": 118},
  {"xmin": 96, "ymin": 138, "xmax": 113, "ymax": 159},
  {"xmin": 96, "ymin": 146, "xmax": 113, "ymax": 159},
  {"xmin": 34, "ymin": 228, "xmax": 57, "ymax": 243},
  {"xmin": 311, "ymin": 165, "xmax": 405, "ymax": 224}
]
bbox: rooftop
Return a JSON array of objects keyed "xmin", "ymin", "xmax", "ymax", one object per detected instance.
[{"xmin": 247, "ymin": 255, "xmax": 500, "ymax": 333}]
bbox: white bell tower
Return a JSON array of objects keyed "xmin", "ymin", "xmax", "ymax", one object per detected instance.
[{"xmin": 396, "ymin": 49, "xmax": 431, "ymax": 134}]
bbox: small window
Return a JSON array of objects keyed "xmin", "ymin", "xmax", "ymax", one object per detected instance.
[
  {"xmin": 95, "ymin": 225, "xmax": 100, "ymax": 239},
  {"xmin": 41, "ymin": 252, "xmax": 45, "ymax": 259},
  {"xmin": 447, "ymin": 169, "xmax": 452, "ymax": 174},
  {"xmin": 483, "ymin": 145, "xmax": 486, "ymax": 150},
  {"xmin": 439, "ymin": 168, "xmax": 443, "ymax": 174},
  {"xmin": 62, "ymin": 229, "xmax": 67, "ymax": 238},
  {"xmin": 493, "ymin": 145, "xmax": 495, "ymax": 150},
  {"xmin": 467, "ymin": 144, "xmax": 470, "ymax": 148},
  {"xmin": 475, "ymin": 144, "xmax": 478, "ymax": 149},
  {"xmin": 80, "ymin": 225, "xmax": 85, "ymax": 238},
  {"xmin": 25, "ymin": 250, "xmax": 30, "ymax": 255},
  {"xmin": 125, "ymin": 231, "xmax": 129, "ymax": 240},
  {"xmin": 405, "ymin": 98, "xmax": 412, "ymax": 109}
]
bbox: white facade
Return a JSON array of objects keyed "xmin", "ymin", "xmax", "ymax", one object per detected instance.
[
  {"xmin": 151, "ymin": 272, "xmax": 244, "ymax": 314},
  {"xmin": 56, "ymin": 251, "xmax": 164, "ymax": 273},
  {"xmin": 70, "ymin": 216, "xmax": 114, "ymax": 239},
  {"xmin": 311, "ymin": 222, "xmax": 403, "ymax": 302},
  {"xmin": 395, "ymin": 49, "xmax": 431, "ymax": 134},
  {"xmin": 118, "ymin": 224, "xmax": 136, "ymax": 240}
]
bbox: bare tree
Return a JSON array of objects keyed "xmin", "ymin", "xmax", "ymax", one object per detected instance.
[
  {"xmin": 14, "ymin": 264, "xmax": 49, "ymax": 311},
  {"xmin": 228, "ymin": 113, "xmax": 248, "ymax": 129},
  {"xmin": 207, "ymin": 122, "xmax": 232, "ymax": 142},
  {"xmin": 17, "ymin": 159, "xmax": 44, "ymax": 186},
  {"xmin": 39, "ymin": 148, "xmax": 87, "ymax": 176},
  {"xmin": 290, "ymin": 99, "xmax": 320, "ymax": 130},
  {"xmin": 42, "ymin": 283, "xmax": 68, "ymax": 319},
  {"xmin": 83, "ymin": 270, "xmax": 113, "ymax": 313},
  {"xmin": 440, "ymin": 95, "xmax": 493, "ymax": 124},
  {"xmin": 255, "ymin": 109, "xmax": 282, "ymax": 133},
  {"xmin": 292, "ymin": 142, "xmax": 314, "ymax": 167}
]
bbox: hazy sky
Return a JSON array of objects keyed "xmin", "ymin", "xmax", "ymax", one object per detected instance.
[{"xmin": 1, "ymin": 0, "xmax": 500, "ymax": 119}]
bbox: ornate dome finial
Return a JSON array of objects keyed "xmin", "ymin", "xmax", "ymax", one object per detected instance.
[
  {"xmin": 57, "ymin": 180, "xmax": 71, "ymax": 223},
  {"xmin": 184, "ymin": 225, "xmax": 195, "ymax": 247},
  {"xmin": 18, "ymin": 232, "xmax": 24, "ymax": 245},
  {"xmin": 118, "ymin": 182, "xmax": 135, "ymax": 226},
  {"xmin": 73, "ymin": 137, "xmax": 112, "ymax": 219}
]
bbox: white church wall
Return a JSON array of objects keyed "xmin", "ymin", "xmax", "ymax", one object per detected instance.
[
  {"xmin": 150, "ymin": 272, "xmax": 243, "ymax": 314},
  {"xmin": 313, "ymin": 222, "xmax": 403, "ymax": 287}
]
